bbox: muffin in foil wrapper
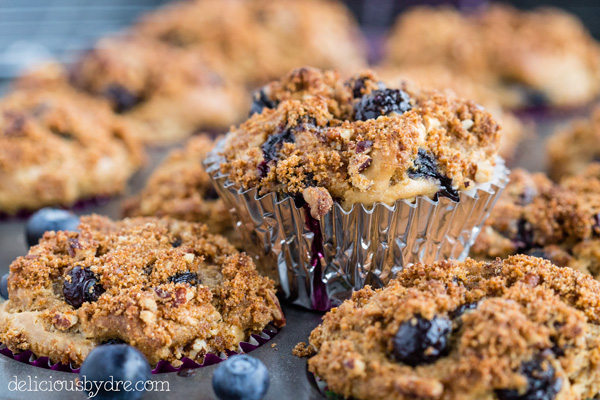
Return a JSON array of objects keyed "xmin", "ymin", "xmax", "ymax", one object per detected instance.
[{"xmin": 205, "ymin": 141, "xmax": 509, "ymax": 310}]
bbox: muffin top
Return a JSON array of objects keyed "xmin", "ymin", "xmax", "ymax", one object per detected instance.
[
  {"xmin": 123, "ymin": 134, "xmax": 233, "ymax": 236},
  {"xmin": 384, "ymin": 4, "xmax": 600, "ymax": 108},
  {"xmin": 219, "ymin": 67, "xmax": 500, "ymax": 217},
  {"xmin": 133, "ymin": 0, "xmax": 365, "ymax": 85},
  {"xmin": 0, "ymin": 215, "xmax": 284, "ymax": 367},
  {"xmin": 305, "ymin": 255, "xmax": 600, "ymax": 400},
  {"xmin": 0, "ymin": 86, "xmax": 144, "ymax": 214},
  {"xmin": 547, "ymin": 105, "xmax": 600, "ymax": 181}
]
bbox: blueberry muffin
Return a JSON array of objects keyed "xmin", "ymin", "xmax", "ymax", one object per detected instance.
[
  {"xmin": 219, "ymin": 67, "xmax": 501, "ymax": 218},
  {"xmin": 123, "ymin": 134, "xmax": 233, "ymax": 235},
  {"xmin": 384, "ymin": 5, "xmax": 600, "ymax": 109},
  {"xmin": 379, "ymin": 65, "xmax": 526, "ymax": 163},
  {"xmin": 68, "ymin": 36, "xmax": 248, "ymax": 144},
  {"xmin": 547, "ymin": 105, "xmax": 600, "ymax": 181},
  {"xmin": 304, "ymin": 255, "xmax": 600, "ymax": 400},
  {"xmin": 0, "ymin": 86, "xmax": 144, "ymax": 215},
  {"xmin": 0, "ymin": 215, "xmax": 284, "ymax": 367},
  {"xmin": 470, "ymin": 166, "xmax": 600, "ymax": 279},
  {"xmin": 134, "ymin": 0, "xmax": 366, "ymax": 86}
]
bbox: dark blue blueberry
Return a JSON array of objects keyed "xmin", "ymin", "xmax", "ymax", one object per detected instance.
[
  {"xmin": 171, "ymin": 238, "xmax": 183, "ymax": 248},
  {"xmin": 104, "ymin": 84, "xmax": 141, "ymax": 113},
  {"xmin": 354, "ymin": 88, "xmax": 411, "ymax": 121},
  {"xmin": 514, "ymin": 219, "xmax": 534, "ymax": 252},
  {"xmin": 26, "ymin": 208, "xmax": 80, "ymax": 247},
  {"xmin": 408, "ymin": 149, "xmax": 460, "ymax": 202},
  {"xmin": 212, "ymin": 355, "xmax": 270, "ymax": 400},
  {"xmin": 392, "ymin": 315, "xmax": 452, "ymax": 366},
  {"xmin": 168, "ymin": 272, "xmax": 199, "ymax": 285},
  {"xmin": 63, "ymin": 266, "xmax": 105, "ymax": 308},
  {"xmin": 249, "ymin": 89, "xmax": 276, "ymax": 116},
  {"xmin": 496, "ymin": 356, "xmax": 562, "ymax": 400},
  {"xmin": 261, "ymin": 127, "xmax": 295, "ymax": 163},
  {"xmin": 0, "ymin": 273, "xmax": 8, "ymax": 299},
  {"xmin": 79, "ymin": 344, "xmax": 151, "ymax": 400}
]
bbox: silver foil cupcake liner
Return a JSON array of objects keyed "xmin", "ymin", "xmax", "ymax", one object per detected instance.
[
  {"xmin": 0, "ymin": 325, "xmax": 278, "ymax": 374},
  {"xmin": 205, "ymin": 143, "xmax": 509, "ymax": 310}
]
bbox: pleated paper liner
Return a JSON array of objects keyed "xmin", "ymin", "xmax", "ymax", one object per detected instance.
[
  {"xmin": 0, "ymin": 324, "xmax": 278, "ymax": 374},
  {"xmin": 205, "ymin": 140, "xmax": 510, "ymax": 311}
]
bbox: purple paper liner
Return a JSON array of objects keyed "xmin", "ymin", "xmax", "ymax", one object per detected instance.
[{"xmin": 0, "ymin": 325, "xmax": 278, "ymax": 374}]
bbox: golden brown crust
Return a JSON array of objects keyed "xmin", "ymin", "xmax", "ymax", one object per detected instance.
[
  {"xmin": 0, "ymin": 85, "xmax": 144, "ymax": 214},
  {"xmin": 221, "ymin": 67, "xmax": 500, "ymax": 216},
  {"xmin": 123, "ymin": 134, "xmax": 232, "ymax": 236},
  {"xmin": 378, "ymin": 65, "xmax": 527, "ymax": 162},
  {"xmin": 133, "ymin": 0, "xmax": 366, "ymax": 85},
  {"xmin": 0, "ymin": 215, "xmax": 284, "ymax": 367},
  {"xmin": 307, "ymin": 255, "xmax": 600, "ymax": 400},
  {"xmin": 470, "ymin": 166, "xmax": 600, "ymax": 280},
  {"xmin": 547, "ymin": 106, "xmax": 600, "ymax": 181},
  {"xmin": 68, "ymin": 36, "xmax": 248, "ymax": 144},
  {"xmin": 384, "ymin": 5, "xmax": 600, "ymax": 108}
]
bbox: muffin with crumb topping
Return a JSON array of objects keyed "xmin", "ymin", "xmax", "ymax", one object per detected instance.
[
  {"xmin": 206, "ymin": 67, "xmax": 509, "ymax": 309},
  {"xmin": 0, "ymin": 85, "xmax": 144, "ymax": 215},
  {"xmin": 384, "ymin": 4, "xmax": 600, "ymax": 109},
  {"xmin": 0, "ymin": 215, "xmax": 284, "ymax": 367},
  {"xmin": 133, "ymin": 0, "xmax": 366, "ymax": 85}
]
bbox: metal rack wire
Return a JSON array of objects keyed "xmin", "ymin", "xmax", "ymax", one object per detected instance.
[{"xmin": 0, "ymin": 0, "xmax": 170, "ymax": 79}]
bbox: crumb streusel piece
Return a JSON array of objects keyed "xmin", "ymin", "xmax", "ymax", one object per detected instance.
[
  {"xmin": 68, "ymin": 36, "xmax": 248, "ymax": 144},
  {"xmin": 220, "ymin": 67, "xmax": 500, "ymax": 218},
  {"xmin": 379, "ymin": 65, "xmax": 526, "ymax": 162},
  {"xmin": 306, "ymin": 255, "xmax": 600, "ymax": 400},
  {"xmin": 384, "ymin": 5, "xmax": 600, "ymax": 108},
  {"xmin": 470, "ymin": 166, "xmax": 600, "ymax": 279},
  {"xmin": 133, "ymin": 0, "xmax": 366, "ymax": 85},
  {"xmin": 0, "ymin": 215, "xmax": 285, "ymax": 367},
  {"xmin": 0, "ymin": 86, "xmax": 144, "ymax": 215},
  {"xmin": 547, "ymin": 105, "xmax": 600, "ymax": 181},
  {"xmin": 123, "ymin": 134, "xmax": 232, "ymax": 235}
]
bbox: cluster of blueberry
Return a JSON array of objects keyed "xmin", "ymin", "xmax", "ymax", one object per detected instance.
[{"xmin": 0, "ymin": 209, "xmax": 271, "ymax": 400}]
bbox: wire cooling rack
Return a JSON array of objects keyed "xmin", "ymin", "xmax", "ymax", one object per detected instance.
[{"xmin": 0, "ymin": 0, "xmax": 170, "ymax": 79}]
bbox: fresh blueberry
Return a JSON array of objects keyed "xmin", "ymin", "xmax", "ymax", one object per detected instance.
[
  {"xmin": 168, "ymin": 272, "xmax": 200, "ymax": 285},
  {"xmin": 0, "ymin": 273, "xmax": 8, "ymax": 299},
  {"xmin": 392, "ymin": 315, "xmax": 452, "ymax": 366},
  {"xmin": 212, "ymin": 355, "xmax": 270, "ymax": 400},
  {"xmin": 63, "ymin": 266, "xmax": 105, "ymax": 308},
  {"xmin": 104, "ymin": 84, "xmax": 141, "ymax": 113},
  {"xmin": 25, "ymin": 208, "xmax": 80, "ymax": 247},
  {"xmin": 408, "ymin": 149, "xmax": 460, "ymax": 202},
  {"xmin": 496, "ymin": 355, "xmax": 562, "ymax": 400},
  {"xmin": 79, "ymin": 344, "xmax": 151, "ymax": 400},
  {"xmin": 354, "ymin": 88, "xmax": 411, "ymax": 121},
  {"xmin": 249, "ymin": 89, "xmax": 276, "ymax": 116}
]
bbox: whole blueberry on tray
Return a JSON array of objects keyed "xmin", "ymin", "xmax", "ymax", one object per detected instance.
[
  {"xmin": 79, "ymin": 344, "xmax": 152, "ymax": 400},
  {"xmin": 212, "ymin": 355, "xmax": 270, "ymax": 400},
  {"xmin": 25, "ymin": 208, "xmax": 80, "ymax": 247},
  {"xmin": 0, "ymin": 273, "xmax": 8, "ymax": 299},
  {"xmin": 392, "ymin": 315, "xmax": 452, "ymax": 366}
]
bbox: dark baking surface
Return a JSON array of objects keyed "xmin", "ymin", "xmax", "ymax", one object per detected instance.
[{"xmin": 0, "ymin": 112, "xmax": 588, "ymax": 399}]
